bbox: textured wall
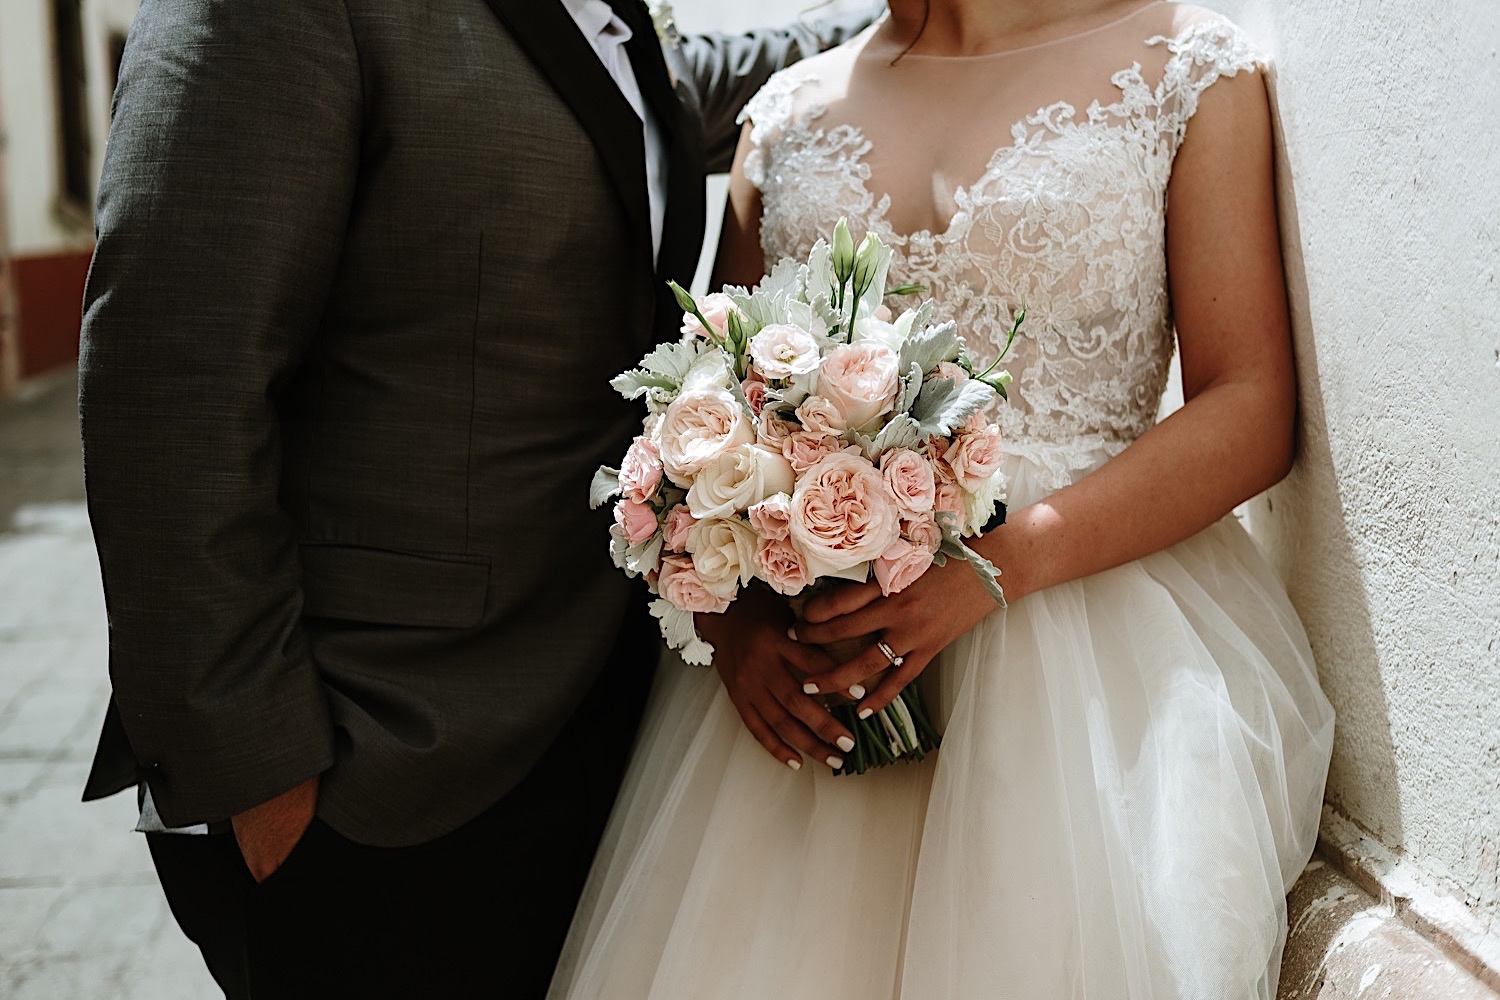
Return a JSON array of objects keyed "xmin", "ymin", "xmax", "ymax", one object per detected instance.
[
  {"xmin": 0, "ymin": 0, "xmax": 138, "ymax": 257},
  {"xmin": 1196, "ymin": 0, "xmax": 1500, "ymax": 930}
]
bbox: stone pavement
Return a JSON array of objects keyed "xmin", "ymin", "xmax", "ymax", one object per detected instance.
[{"xmin": 0, "ymin": 371, "xmax": 217, "ymax": 998}]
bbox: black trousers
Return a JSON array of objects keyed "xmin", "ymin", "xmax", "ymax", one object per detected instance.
[{"xmin": 147, "ymin": 626, "xmax": 657, "ymax": 1000}]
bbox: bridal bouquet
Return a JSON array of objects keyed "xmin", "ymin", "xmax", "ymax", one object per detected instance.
[{"xmin": 592, "ymin": 220, "xmax": 1018, "ymax": 773}]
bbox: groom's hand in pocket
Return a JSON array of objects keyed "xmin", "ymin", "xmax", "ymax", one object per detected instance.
[
  {"xmin": 231, "ymin": 773, "xmax": 320, "ymax": 883},
  {"xmin": 696, "ymin": 588, "xmax": 854, "ymax": 772}
]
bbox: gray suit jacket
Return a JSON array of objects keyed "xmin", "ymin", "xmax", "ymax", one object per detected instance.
[{"xmin": 80, "ymin": 0, "xmax": 869, "ymax": 846}]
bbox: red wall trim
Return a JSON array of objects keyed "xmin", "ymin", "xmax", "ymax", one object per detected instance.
[{"xmin": 13, "ymin": 249, "xmax": 92, "ymax": 378}]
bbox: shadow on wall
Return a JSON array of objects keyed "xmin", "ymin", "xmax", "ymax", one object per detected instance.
[{"xmin": 1247, "ymin": 65, "xmax": 1404, "ymax": 850}]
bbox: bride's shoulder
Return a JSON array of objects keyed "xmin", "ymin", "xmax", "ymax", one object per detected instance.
[
  {"xmin": 1145, "ymin": 3, "xmax": 1266, "ymax": 68},
  {"xmin": 739, "ymin": 24, "xmax": 871, "ymax": 128}
]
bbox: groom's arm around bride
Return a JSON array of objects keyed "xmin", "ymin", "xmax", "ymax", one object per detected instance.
[{"xmin": 77, "ymin": 1, "xmax": 869, "ymax": 996}]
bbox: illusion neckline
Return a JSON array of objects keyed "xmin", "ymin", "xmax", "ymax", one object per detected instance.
[{"xmin": 877, "ymin": 0, "xmax": 1167, "ymax": 62}]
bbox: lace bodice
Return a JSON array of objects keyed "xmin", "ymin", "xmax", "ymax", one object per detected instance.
[{"xmin": 739, "ymin": 2, "xmax": 1262, "ymax": 489}]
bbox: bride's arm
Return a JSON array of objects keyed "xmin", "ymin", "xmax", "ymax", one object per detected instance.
[
  {"xmin": 692, "ymin": 124, "xmax": 859, "ymax": 772},
  {"xmin": 711, "ymin": 124, "xmax": 770, "ymax": 288},
  {"xmin": 795, "ymin": 66, "xmax": 1297, "ymax": 710}
]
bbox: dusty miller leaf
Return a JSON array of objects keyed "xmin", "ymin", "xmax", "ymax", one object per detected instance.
[
  {"xmin": 899, "ymin": 320, "xmax": 963, "ymax": 375},
  {"xmin": 909, "ymin": 377, "xmax": 996, "ymax": 437},
  {"xmin": 590, "ymin": 467, "xmax": 621, "ymax": 509}
]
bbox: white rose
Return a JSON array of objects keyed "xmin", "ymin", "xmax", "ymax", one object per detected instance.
[
  {"xmin": 748, "ymin": 324, "xmax": 822, "ymax": 381},
  {"xmin": 658, "ymin": 388, "xmax": 755, "ymax": 483},
  {"xmin": 686, "ymin": 444, "xmax": 796, "ymax": 520},
  {"xmin": 962, "ymin": 468, "xmax": 1008, "ymax": 536},
  {"xmin": 687, "ymin": 516, "xmax": 759, "ymax": 598}
]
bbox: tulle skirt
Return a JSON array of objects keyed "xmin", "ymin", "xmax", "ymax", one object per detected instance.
[{"xmin": 547, "ymin": 456, "xmax": 1335, "ymax": 999}]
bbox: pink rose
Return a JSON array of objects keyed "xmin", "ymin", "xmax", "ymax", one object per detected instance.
[
  {"xmin": 943, "ymin": 426, "xmax": 1004, "ymax": 492},
  {"xmin": 934, "ymin": 478, "xmax": 965, "ymax": 523},
  {"xmin": 613, "ymin": 499, "xmax": 658, "ymax": 546},
  {"xmin": 742, "ymin": 378, "xmax": 768, "ymax": 417},
  {"xmin": 747, "ymin": 493, "xmax": 792, "ymax": 541},
  {"xmin": 934, "ymin": 361, "xmax": 968, "ymax": 385},
  {"xmin": 681, "ymin": 292, "xmax": 740, "ymax": 340},
  {"xmin": 658, "ymin": 388, "xmax": 755, "ymax": 483},
  {"xmin": 817, "ymin": 341, "xmax": 901, "ymax": 431},
  {"xmin": 658, "ymin": 555, "xmax": 731, "ymax": 614},
  {"xmin": 794, "ymin": 395, "xmax": 846, "ymax": 438},
  {"xmin": 782, "ymin": 431, "xmax": 849, "ymax": 475},
  {"xmin": 661, "ymin": 504, "xmax": 694, "ymax": 552},
  {"xmin": 756, "ymin": 536, "xmax": 812, "ymax": 596},
  {"xmin": 788, "ymin": 451, "xmax": 902, "ymax": 577},
  {"xmin": 619, "ymin": 436, "xmax": 663, "ymax": 504},
  {"xmin": 874, "ymin": 537, "xmax": 935, "ymax": 596},
  {"xmin": 879, "ymin": 447, "xmax": 936, "ymax": 516},
  {"xmin": 902, "ymin": 513, "xmax": 944, "ymax": 554},
  {"xmin": 756, "ymin": 413, "xmax": 799, "ymax": 450},
  {"xmin": 748, "ymin": 324, "xmax": 822, "ymax": 380}
]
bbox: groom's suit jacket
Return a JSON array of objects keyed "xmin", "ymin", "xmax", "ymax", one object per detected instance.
[{"xmin": 80, "ymin": 0, "xmax": 866, "ymax": 846}]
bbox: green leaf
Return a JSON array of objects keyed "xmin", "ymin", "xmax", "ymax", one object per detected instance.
[
  {"xmin": 936, "ymin": 529, "xmax": 1007, "ymax": 607},
  {"xmin": 885, "ymin": 283, "xmax": 927, "ymax": 297},
  {"xmin": 853, "ymin": 414, "xmax": 921, "ymax": 461},
  {"xmin": 640, "ymin": 338, "xmax": 710, "ymax": 381},
  {"xmin": 909, "ymin": 376, "xmax": 996, "ymax": 437},
  {"xmin": 898, "ymin": 362, "xmax": 923, "ymax": 414},
  {"xmin": 608, "ymin": 368, "xmax": 677, "ymax": 400},
  {"xmin": 898, "ymin": 320, "xmax": 963, "ymax": 375},
  {"xmin": 649, "ymin": 599, "xmax": 715, "ymax": 665},
  {"xmin": 590, "ymin": 466, "xmax": 621, "ymax": 509}
]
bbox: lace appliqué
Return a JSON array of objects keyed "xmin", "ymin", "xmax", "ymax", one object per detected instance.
[{"xmin": 741, "ymin": 18, "xmax": 1262, "ymax": 491}]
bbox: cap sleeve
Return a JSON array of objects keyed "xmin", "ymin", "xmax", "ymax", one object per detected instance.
[
  {"xmin": 1152, "ymin": 16, "xmax": 1267, "ymax": 158},
  {"xmin": 736, "ymin": 71, "xmax": 816, "ymax": 192}
]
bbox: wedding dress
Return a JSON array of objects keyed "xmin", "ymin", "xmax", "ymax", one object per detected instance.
[{"xmin": 549, "ymin": 4, "xmax": 1335, "ymax": 997}]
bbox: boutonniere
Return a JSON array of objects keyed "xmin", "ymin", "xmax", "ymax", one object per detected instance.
[{"xmin": 645, "ymin": 0, "xmax": 681, "ymax": 50}]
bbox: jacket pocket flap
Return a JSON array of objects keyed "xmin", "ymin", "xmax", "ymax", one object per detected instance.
[{"xmin": 299, "ymin": 544, "xmax": 490, "ymax": 628}]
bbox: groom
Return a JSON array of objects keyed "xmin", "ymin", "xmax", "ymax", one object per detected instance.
[{"xmin": 78, "ymin": 0, "xmax": 866, "ymax": 996}]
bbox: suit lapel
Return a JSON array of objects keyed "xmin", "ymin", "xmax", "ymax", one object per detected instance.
[{"xmin": 482, "ymin": 0, "xmax": 653, "ymax": 260}]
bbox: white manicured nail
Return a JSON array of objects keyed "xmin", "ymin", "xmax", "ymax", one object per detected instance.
[
  {"xmin": 858, "ymin": 707, "xmax": 874, "ymax": 720},
  {"xmin": 787, "ymin": 758, "xmax": 802, "ymax": 771},
  {"xmin": 826, "ymin": 755, "xmax": 844, "ymax": 770},
  {"xmin": 848, "ymin": 684, "xmax": 866, "ymax": 699},
  {"xmin": 803, "ymin": 682, "xmax": 820, "ymax": 694},
  {"xmin": 836, "ymin": 735, "xmax": 856, "ymax": 753},
  {"xmin": 786, "ymin": 626, "xmax": 798, "ymax": 641}
]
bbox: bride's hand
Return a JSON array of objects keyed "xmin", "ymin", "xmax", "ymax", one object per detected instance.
[
  {"xmin": 695, "ymin": 586, "xmax": 856, "ymax": 772},
  {"xmin": 792, "ymin": 558, "xmax": 999, "ymax": 718}
]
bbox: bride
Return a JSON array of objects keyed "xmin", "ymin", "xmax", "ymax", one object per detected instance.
[{"xmin": 551, "ymin": 0, "xmax": 1335, "ymax": 996}]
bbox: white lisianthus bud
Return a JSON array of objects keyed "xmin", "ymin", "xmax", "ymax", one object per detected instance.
[{"xmin": 832, "ymin": 217, "xmax": 855, "ymax": 285}]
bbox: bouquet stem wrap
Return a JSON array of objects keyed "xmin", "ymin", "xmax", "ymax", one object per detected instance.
[{"xmin": 785, "ymin": 591, "xmax": 941, "ymax": 775}]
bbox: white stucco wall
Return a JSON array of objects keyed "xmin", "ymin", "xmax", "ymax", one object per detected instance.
[
  {"xmin": 682, "ymin": 0, "xmax": 1500, "ymax": 937},
  {"xmin": 0, "ymin": 0, "xmax": 138, "ymax": 257},
  {"xmin": 1192, "ymin": 0, "xmax": 1500, "ymax": 931}
]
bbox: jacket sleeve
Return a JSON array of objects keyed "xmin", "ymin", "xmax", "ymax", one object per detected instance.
[
  {"xmin": 672, "ymin": 6, "xmax": 878, "ymax": 174},
  {"xmin": 78, "ymin": 0, "xmax": 362, "ymax": 826}
]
